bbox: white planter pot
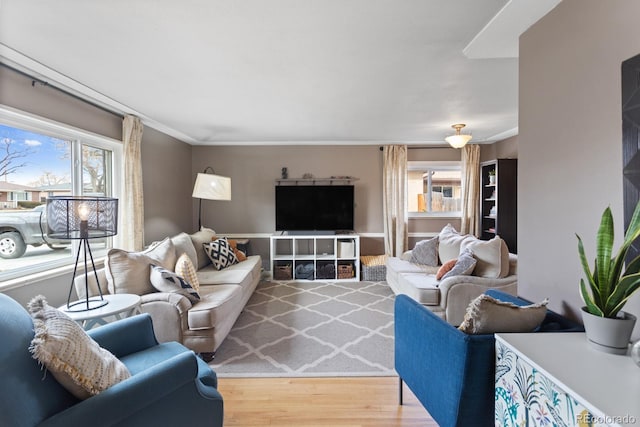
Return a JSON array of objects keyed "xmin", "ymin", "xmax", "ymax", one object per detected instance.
[{"xmin": 581, "ymin": 307, "xmax": 637, "ymax": 355}]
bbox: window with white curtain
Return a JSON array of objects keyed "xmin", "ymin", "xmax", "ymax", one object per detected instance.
[
  {"xmin": 0, "ymin": 106, "xmax": 122, "ymax": 281},
  {"xmin": 408, "ymin": 161, "xmax": 462, "ymax": 217}
]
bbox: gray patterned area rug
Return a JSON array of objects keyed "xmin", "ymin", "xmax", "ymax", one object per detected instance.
[{"xmin": 209, "ymin": 280, "xmax": 396, "ymax": 377}]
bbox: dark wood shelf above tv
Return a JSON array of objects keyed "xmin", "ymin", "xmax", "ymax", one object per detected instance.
[{"xmin": 275, "ymin": 177, "xmax": 359, "ymax": 185}]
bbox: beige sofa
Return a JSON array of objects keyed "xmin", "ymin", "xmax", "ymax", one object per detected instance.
[
  {"xmin": 386, "ymin": 224, "xmax": 517, "ymax": 326},
  {"xmin": 75, "ymin": 228, "xmax": 261, "ymax": 358}
]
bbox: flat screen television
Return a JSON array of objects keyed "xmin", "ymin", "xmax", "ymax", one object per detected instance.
[{"xmin": 275, "ymin": 185, "xmax": 354, "ymax": 232}]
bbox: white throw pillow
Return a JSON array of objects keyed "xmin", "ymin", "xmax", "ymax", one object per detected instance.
[
  {"xmin": 189, "ymin": 227, "xmax": 217, "ymax": 270},
  {"xmin": 105, "ymin": 237, "xmax": 177, "ymax": 295},
  {"xmin": 461, "ymin": 236, "xmax": 510, "ymax": 279},
  {"xmin": 410, "ymin": 236, "xmax": 439, "ymax": 266},
  {"xmin": 27, "ymin": 295, "xmax": 131, "ymax": 400},
  {"xmin": 171, "ymin": 233, "xmax": 199, "ymax": 272},
  {"xmin": 438, "ymin": 224, "xmax": 475, "ymax": 264},
  {"xmin": 458, "ymin": 294, "xmax": 548, "ymax": 334}
]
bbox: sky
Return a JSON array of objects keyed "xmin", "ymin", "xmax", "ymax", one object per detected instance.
[{"xmin": 0, "ymin": 124, "xmax": 70, "ymax": 186}]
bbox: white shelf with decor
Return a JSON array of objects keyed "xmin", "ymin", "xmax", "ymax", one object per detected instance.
[{"xmin": 270, "ymin": 233, "xmax": 360, "ymax": 282}]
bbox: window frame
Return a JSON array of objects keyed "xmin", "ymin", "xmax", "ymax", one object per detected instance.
[
  {"xmin": 407, "ymin": 160, "xmax": 463, "ymax": 219},
  {"xmin": 0, "ymin": 105, "xmax": 123, "ymax": 282}
]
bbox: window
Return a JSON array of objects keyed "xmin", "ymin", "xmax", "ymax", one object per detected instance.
[
  {"xmin": 408, "ymin": 161, "xmax": 462, "ymax": 216},
  {"xmin": 0, "ymin": 106, "xmax": 122, "ymax": 281}
]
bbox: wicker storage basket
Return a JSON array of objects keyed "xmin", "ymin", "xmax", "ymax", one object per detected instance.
[
  {"xmin": 337, "ymin": 264, "xmax": 354, "ymax": 279},
  {"xmin": 273, "ymin": 264, "xmax": 293, "ymax": 280},
  {"xmin": 360, "ymin": 255, "xmax": 387, "ymax": 281}
]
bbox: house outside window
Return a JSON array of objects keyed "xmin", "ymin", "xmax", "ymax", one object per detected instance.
[
  {"xmin": 0, "ymin": 106, "xmax": 122, "ymax": 282},
  {"xmin": 408, "ymin": 161, "xmax": 462, "ymax": 217}
]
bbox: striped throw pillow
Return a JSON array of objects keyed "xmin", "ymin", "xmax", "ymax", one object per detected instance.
[{"xmin": 149, "ymin": 264, "xmax": 200, "ymax": 303}]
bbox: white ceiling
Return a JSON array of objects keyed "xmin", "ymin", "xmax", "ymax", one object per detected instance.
[{"xmin": 0, "ymin": 0, "xmax": 560, "ymax": 146}]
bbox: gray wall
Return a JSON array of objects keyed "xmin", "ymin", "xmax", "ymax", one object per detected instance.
[
  {"xmin": 142, "ymin": 127, "xmax": 193, "ymax": 243},
  {"xmin": 191, "ymin": 145, "xmax": 386, "ymax": 259},
  {"xmin": 0, "ymin": 66, "xmax": 122, "ymax": 141},
  {"xmin": 191, "ymin": 145, "xmax": 384, "ymax": 234},
  {"xmin": 519, "ymin": 0, "xmax": 640, "ymax": 337},
  {"xmin": 481, "ymin": 136, "xmax": 518, "ymax": 163}
]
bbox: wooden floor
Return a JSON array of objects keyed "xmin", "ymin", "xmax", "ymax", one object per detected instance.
[{"xmin": 217, "ymin": 376, "xmax": 437, "ymax": 427}]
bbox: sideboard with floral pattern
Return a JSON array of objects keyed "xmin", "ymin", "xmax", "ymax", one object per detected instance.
[{"xmin": 495, "ymin": 333, "xmax": 639, "ymax": 427}]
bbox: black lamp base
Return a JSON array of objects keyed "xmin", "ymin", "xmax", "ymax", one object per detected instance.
[
  {"xmin": 66, "ymin": 237, "xmax": 108, "ymax": 312},
  {"xmin": 64, "ymin": 296, "xmax": 109, "ymax": 312}
]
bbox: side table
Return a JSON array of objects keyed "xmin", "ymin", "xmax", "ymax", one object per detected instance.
[{"xmin": 60, "ymin": 294, "xmax": 141, "ymax": 330}]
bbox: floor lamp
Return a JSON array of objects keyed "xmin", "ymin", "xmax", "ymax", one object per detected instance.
[
  {"xmin": 192, "ymin": 167, "xmax": 231, "ymax": 229},
  {"xmin": 46, "ymin": 196, "xmax": 118, "ymax": 312}
]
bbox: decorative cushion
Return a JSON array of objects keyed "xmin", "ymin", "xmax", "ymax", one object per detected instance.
[
  {"xmin": 203, "ymin": 237, "xmax": 238, "ymax": 270},
  {"xmin": 175, "ymin": 252, "xmax": 200, "ymax": 293},
  {"xmin": 27, "ymin": 295, "xmax": 131, "ymax": 400},
  {"xmin": 189, "ymin": 227, "xmax": 217, "ymax": 270},
  {"xmin": 441, "ymin": 248, "xmax": 477, "ymax": 280},
  {"xmin": 149, "ymin": 264, "xmax": 201, "ymax": 303},
  {"xmin": 171, "ymin": 232, "xmax": 198, "ymax": 271},
  {"xmin": 410, "ymin": 236, "xmax": 439, "ymax": 266},
  {"xmin": 438, "ymin": 224, "xmax": 475, "ymax": 264},
  {"xmin": 436, "ymin": 258, "xmax": 457, "ymax": 280},
  {"xmin": 461, "ymin": 236, "xmax": 510, "ymax": 279},
  {"xmin": 227, "ymin": 239, "xmax": 247, "ymax": 262},
  {"xmin": 458, "ymin": 294, "xmax": 549, "ymax": 334},
  {"xmin": 105, "ymin": 237, "xmax": 176, "ymax": 295}
]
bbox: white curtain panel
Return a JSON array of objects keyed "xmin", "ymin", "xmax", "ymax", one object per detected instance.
[
  {"xmin": 383, "ymin": 145, "xmax": 408, "ymax": 257},
  {"xmin": 121, "ymin": 115, "xmax": 144, "ymax": 251},
  {"xmin": 460, "ymin": 144, "xmax": 480, "ymax": 236}
]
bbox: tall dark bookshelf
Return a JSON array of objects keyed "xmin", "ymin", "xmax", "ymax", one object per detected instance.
[{"xmin": 480, "ymin": 159, "xmax": 517, "ymax": 253}]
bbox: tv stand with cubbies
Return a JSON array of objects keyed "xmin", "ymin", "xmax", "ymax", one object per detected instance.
[{"xmin": 270, "ymin": 233, "xmax": 360, "ymax": 282}]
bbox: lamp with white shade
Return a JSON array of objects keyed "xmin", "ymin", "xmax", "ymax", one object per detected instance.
[{"xmin": 192, "ymin": 167, "xmax": 232, "ymax": 229}]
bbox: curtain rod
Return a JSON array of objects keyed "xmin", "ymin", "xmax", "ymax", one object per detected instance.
[{"xmin": 0, "ymin": 62, "xmax": 124, "ymax": 119}]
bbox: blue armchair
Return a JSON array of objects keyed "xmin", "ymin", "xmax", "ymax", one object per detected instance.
[
  {"xmin": 394, "ymin": 289, "xmax": 583, "ymax": 427},
  {"xmin": 0, "ymin": 293, "xmax": 224, "ymax": 427}
]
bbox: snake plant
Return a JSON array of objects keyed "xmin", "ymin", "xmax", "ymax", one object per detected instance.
[{"xmin": 577, "ymin": 202, "xmax": 640, "ymax": 318}]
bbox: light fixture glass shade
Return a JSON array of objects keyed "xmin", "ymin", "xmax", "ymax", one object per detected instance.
[
  {"xmin": 445, "ymin": 123, "xmax": 472, "ymax": 148},
  {"xmin": 192, "ymin": 173, "xmax": 232, "ymax": 201},
  {"xmin": 46, "ymin": 196, "xmax": 118, "ymax": 239},
  {"xmin": 445, "ymin": 134, "xmax": 473, "ymax": 148}
]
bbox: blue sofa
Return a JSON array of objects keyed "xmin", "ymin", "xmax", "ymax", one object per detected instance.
[
  {"xmin": 0, "ymin": 293, "xmax": 224, "ymax": 427},
  {"xmin": 394, "ymin": 289, "xmax": 583, "ymax": 427}
]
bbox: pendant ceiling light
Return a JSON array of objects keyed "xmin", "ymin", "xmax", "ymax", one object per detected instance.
[{"xmin": 445, "ymin": 123, "xmax": 472, "ymax": 148}]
